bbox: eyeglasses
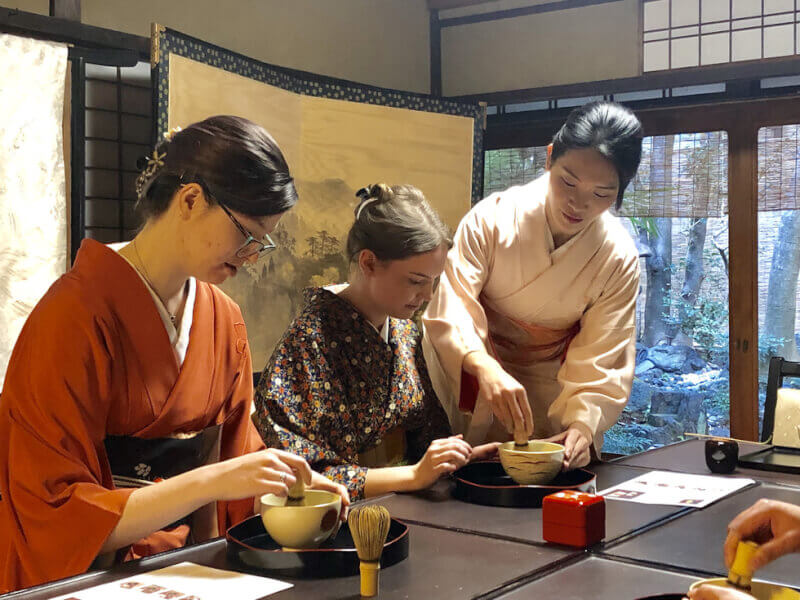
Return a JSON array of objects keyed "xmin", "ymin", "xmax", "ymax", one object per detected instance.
[{"xmin": 218, "ymin": 202, "xmax": 277, "ymax": 259}]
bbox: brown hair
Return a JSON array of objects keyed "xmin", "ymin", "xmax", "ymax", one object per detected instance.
[
  {"xmin": 346, "ymin": 183, "xmax": 452, "ymax": 263},
  {"xmin": 135, "ymin": 115, "xmax": 297, "ymax": 220}
]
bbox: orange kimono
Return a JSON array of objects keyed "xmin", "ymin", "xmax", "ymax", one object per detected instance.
[{"xmin": 0, "ymin": 239, "xmax": 264, "ymax": 592}]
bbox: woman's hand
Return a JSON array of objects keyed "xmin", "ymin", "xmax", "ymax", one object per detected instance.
[
  {"xmin": 723, "ymin": 499, "xmax": 800, "ymax": 572},
  {"xmin": 464, "ymin": 351, "xmax": 533, "ymax": 440},
  {"xmin": 687, "ymin": 584, "xmax": 754, "ymax": 600},
  {"xmin": 309, "ymin": 471, "xmax": 350, "ymax": 520},
  {"xmin": 542, "ymin": 425, "xmax": 592, "ymax": 470},
  {"xmin": 211, "ymin": 448, "xmax": 312, "ymax": 501},
  {"xmin": 470, "ymin": 442, "xmax": 501, "ymax": 462},
  {"xmin": 412, "ymin": 435, "xmax": 472, "ymax": 489}
]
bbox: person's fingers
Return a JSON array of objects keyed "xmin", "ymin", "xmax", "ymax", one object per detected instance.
[
  {"xmin": 445, "ymin": 437, "xmax": 473, "ymax": 456},
  {"xmin": 567, "ymin": 446, "xmax": 591, "ymax": 469},
  {"xmin": 506, "ymin": 390, "xmax": 526, "ymax": 435},
  {"xmin": 492, "ymin": 396, "xmax": 513, "ymax": 433},
  {"xmin": 432, "ymin": 449, "xmax": 470, "ymax": 467},
  {"xmin": 433, "ymin": 462, "xmax": 457, "ymax": 476},
  {"xmin": 471, "ymin": 442, "xmax": 501, "ymax": 462},
  {"xmin": 724, "ymin": 529, "xmax": 743, "ymax": 569},
  {"xmin": 518, "ymin": 388, "xmax": 533, "ymax": 436},
  {"xmin": 270, "ymin": 449, "xmax": 313, "ymax": 484},
  {"xmin": 430, "ymin": 439, "xmax": 471, "ymax": 459},
  {"xmin": 727, "ymin": 500, "xmax": 771, "ymax": 541},
  {"xmin": 256, "ymin": 476, "xmax": 290, "ymax": 498},
  {"xmin": 751, "ymin": 530, "xmax": 800, "ymax": 571}
]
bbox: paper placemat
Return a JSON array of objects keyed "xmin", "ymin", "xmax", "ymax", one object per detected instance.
[
  {"xmin": 52, "ymin": 562, "xmax": 292, "ymax": 600},
  {"xmin": 599, "ymin": 470, "xmax": 754, "ymax": 508}
]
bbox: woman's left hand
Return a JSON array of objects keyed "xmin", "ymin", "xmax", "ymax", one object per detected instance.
[
  {"xmin": 470, "ymin": 442, "xmax": 501, "ymax": 462},
  {"xmin": 310, "ymin": 471, "xmax": 351, "ymax": 520},
  {"xmin": 543, "ymin": 426, "xmax": 592, "ymax": 470}
]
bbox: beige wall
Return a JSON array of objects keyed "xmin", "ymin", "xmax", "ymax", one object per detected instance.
[
  {"xmin": 4, "ymin": 0, "xmax": 432, "ymax": 94},
  {"xmin": 4, "ymin": 0, "xmax": 644, "ymax": 97},
  {"xmin": 440, "ymin": 0, "xmax": 641, "ymax": 96}
]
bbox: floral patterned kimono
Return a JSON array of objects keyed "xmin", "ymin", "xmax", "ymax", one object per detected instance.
[{"xmin": 254, "ymin": 287, "xmax": 451, "ymax": 500}]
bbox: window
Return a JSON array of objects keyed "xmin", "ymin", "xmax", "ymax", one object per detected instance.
[
  {"xmin": 484, "ymin": 132, "xmax": 730, "ymax": 454},
  {"xmin": 82, "ymin": 61, "xmax": 151, "ymax": 244},
  {"xmin": 643, "ymin": 0, "xmax": 800, "ymax": 71},
  {"xmin": 757, "ymin": 125, "xmax": 800, "ymax": 433}
]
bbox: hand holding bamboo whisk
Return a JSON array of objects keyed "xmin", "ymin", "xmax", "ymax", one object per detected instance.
[{"xmin": 348, "ymin": 504, "xmax": 391, "ymax": 597}]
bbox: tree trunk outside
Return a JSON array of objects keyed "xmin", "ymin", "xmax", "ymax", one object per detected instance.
[
  {"xmin": 642, "ymin": 135, "xmax": 675, "ymax": 346},
  {"xmin": 763, "ymin": 125, "xmax": 800, "ymax": 364},
  {"xmin": 763, "ymin": 210, "xmax": 800, "ymax": 363},
  {"xmin": 675, "ymin": 217, "xmax": 708, "ymax": 346}
]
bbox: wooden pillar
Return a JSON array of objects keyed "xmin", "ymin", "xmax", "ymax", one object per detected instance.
[
  {"xmin": 728, "ymin": 120, "xmax": 759, "ymax": 441},
  {"xmin": 49, "ymin": 0, "xmax": 80, "ymax": 22}
]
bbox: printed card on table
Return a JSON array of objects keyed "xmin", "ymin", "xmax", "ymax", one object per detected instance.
[
  {"xmin": 598, "ymin": 470, "xmax": 754, "ymax": 508},
  {"xmin": 51, "ymin": 562, "xmax": 292, "ymax": 600}
]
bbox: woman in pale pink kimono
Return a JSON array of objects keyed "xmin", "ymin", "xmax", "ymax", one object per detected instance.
[{"xmin": 423, "ymin": 101, "xmax": 643, "ymax": 469}]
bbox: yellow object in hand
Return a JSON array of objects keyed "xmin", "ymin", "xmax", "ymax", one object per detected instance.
[{"xmin": 728, "ymin": 540, "xmax": 759, "ymax": 589}]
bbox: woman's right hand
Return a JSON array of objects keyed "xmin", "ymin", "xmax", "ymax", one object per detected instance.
[
  {"xmin": 464, "ymin": 351, "xmax": 533, "ymax": 439},
  {"xmin": 723, "ymin": 499, "xmax": 800, "ymax": 572},
  {"xmin": 210, "ymin": 448, "xmax": 313, "ymax": 501},
  {"xmin": 412, "ymin": 435, "xmax": 472, "ymax": 490}
]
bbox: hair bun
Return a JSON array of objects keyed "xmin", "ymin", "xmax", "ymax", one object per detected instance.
[{"xmin": 354, "ymin": 183, "xmax": 393, "ymax": 219}]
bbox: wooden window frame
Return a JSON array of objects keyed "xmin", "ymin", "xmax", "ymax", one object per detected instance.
[{"xmin": 485, "ymin": 95, "xmax": 800, "ymax": 440}]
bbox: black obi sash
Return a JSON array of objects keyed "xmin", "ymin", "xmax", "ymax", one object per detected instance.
[
  {"xmin": 103, "ymin": 424, "xmax": 222, "ymax": 532},
  {"xmin": 104, "ymin": 424, "xmax": 222, "ymax": 484}
]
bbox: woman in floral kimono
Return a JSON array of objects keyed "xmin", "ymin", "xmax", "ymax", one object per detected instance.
[
  {"xmin": 423, "ymin": 101, "xmax": 644, "ymax": 470},
  {"xmin": 254, "ymin": 184, "xmax": 498, "ymax": 501},
  {"xmin": 0, "ymin": 116, "xmax": 346, "ymax": 592}
]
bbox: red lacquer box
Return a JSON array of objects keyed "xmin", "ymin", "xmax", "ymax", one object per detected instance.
[{"xmin": 542, "ymin": 490, "xmax": 605, "ymax": 548}]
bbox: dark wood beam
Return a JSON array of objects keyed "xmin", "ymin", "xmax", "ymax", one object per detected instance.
[
  {"xmin": 49, "ymin": 0, "xmax": 80, "ymax": 22},
  {"xmin": 728, "ymin": 120, "xmax": 759, "ymax": 442},
  {"xmin": 0, "ymin": 6, "xmax": 149, "ymax": 57},
  {"xmin": 448, "ymin": 55, "xmax": 800, "ymax": 105},
  {"xmin": 439, "ymin": 0, "xmax": 623, "ymax": 27}
]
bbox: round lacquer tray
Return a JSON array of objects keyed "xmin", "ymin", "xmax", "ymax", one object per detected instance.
[
  {"xmin": 226, "ymin": 514, "xmax": 409, "ymax": 579},
  {"xmin": 452, "ymin": 460, "xmax": 596, "ymax": 508}
]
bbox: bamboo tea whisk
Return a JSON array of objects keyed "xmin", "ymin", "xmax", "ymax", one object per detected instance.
[{"xmin": 348, "ymin": 505, "xmax": 391, "ymax": 597}]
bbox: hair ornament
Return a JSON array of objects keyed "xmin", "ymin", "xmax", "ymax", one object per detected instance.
[
  {"xmin": 164, "ymin": 126, "xmax": 182, "ymax": 141},
  {"xmin": 355, "ymin": 186, "xmax": 377, "ymax": 219},
  {"xmin": 135, "ymin": 149, "xmax": 166, "ymax": 197}
]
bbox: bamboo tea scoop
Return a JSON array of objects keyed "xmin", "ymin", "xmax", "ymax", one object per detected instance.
[{"xmin": 349, "ymin": 504, "xmax": 391, "ymax": 597}]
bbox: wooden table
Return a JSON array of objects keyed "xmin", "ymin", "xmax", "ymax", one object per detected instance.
[{"xmin": 6, "ymin": 440, "xmax": 800, "ymax": 600}]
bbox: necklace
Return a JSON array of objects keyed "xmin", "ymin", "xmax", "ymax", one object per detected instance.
[{"xmin": 132, "ymin": 239, "xmax": 178, "ymax": 325}]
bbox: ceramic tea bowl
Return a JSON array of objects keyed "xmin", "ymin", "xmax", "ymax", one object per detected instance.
[
  {"xmin": 499, "ymin": 441, "xmax": 565, "ymax": 485},
  {"xmin": 260, "ymin": 489, "xmax": 342, "ymax": 549},
  {"xmin": 689, "ymin": 578, "xmax": 800, "ymax": 600}
]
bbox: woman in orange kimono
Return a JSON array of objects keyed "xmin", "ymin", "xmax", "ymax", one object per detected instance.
[
  {"xmin": 423, "ymin": 101, "xmax": 643, "ymax": 469},
  {"xmin": 0, "ymin": 116, "xmax": 346, "ymax": 592}
]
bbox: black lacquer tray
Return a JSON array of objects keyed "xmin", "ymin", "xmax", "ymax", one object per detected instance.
[
  {"xmin": 226, "ymin": 514, "xmax": 409, "ymax": 579},
  {"xmin": 452, "ymin": 460, "xmax": 596, "ymax": 508}
]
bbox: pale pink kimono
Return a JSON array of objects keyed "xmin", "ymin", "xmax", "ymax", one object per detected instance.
[{"xmin": 422, "ymin": 173, "xmax": 640, "ymax": 453}]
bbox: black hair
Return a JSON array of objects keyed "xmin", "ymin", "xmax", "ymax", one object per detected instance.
[
  {"xmin": 346, "ymin": 183, "xmax": 452, "ymax": 263},
  {"xmin": 550, "ymin": 101, "xmax": 643, "ymax": 210},
  {"xmin": 135, "ymin": 115, "xmax": 297, "ymax": 220}
]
